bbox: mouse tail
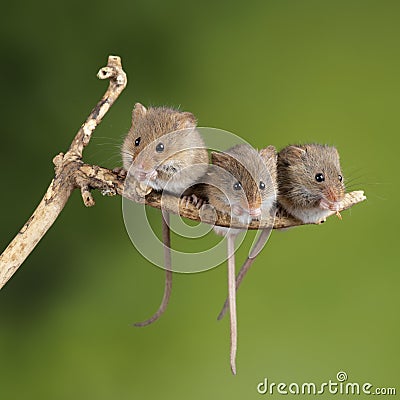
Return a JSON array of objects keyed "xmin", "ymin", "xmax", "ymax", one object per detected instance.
[
  {"xmin": 227, "ymin": 234, "xmax": 238, "ymax": 375},
  {"xmin": 217, "ymin": 257, "xmax": 253, "ymax": 321},
  {"xmin": 134, "ymin": 213, "xmax": 172, "ymax": 327},
  {"xmin": 134, "ymin": 269, "xmax": 172, "ymax": 327},
  {"xmin": 217, "ymin": 228, "xmax": 272, "ymax": 321}
]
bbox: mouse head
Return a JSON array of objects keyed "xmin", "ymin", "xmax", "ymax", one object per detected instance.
[
  {"xmin": 209, "ymin": 144, "xmax": 277, "ymax": 224},
  {"xmin": 122, "ymin": 103, "xmax": 209, "ymax": 193},
  {"xmin": 278, "ymin": 144, "xmax": 345, "ymax": 210},
  {"xmin": 122, "ymin": 103, "xmax": 198, "ymax": 171}
]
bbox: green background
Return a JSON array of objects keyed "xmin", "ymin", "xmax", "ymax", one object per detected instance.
[{"xmin": 0, "ymin": 0, "xmax": 398, "ymax": 398}]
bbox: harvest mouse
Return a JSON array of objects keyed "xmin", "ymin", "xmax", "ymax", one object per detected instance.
[
  {"xmin": 205, "ymin": 143, "xmax": 277, "ymax": 374},
  {"xmin": 121, "ymin": 103, "xmax": 209, "ymax": 326},
  {"xmin": 122, "ymin": 103, "xmax": 208, "ymax": 193},
  {"xmin": 277, "ymin": 144, "xmax": 345, "ymax": 223}
]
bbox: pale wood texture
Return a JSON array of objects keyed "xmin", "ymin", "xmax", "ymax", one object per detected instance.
[{"xmin": 0, "ymin": 56, "xmax": 127, "ymax": 289}]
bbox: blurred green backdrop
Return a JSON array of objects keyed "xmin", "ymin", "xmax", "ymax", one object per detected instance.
[{"xmin": 1, "ymin": 0, "xmax": 398, "ymax": 399}]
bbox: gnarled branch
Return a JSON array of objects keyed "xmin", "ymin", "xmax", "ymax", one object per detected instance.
[{"xmin": 0, "ymin": 55, "xmax": 127, "ymax": 289}]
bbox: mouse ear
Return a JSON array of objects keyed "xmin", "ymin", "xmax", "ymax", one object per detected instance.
[
  {"xmin": 280, "ymin": 145, "xmax": 306, "ymax": 162},
  {"xmin": 132, "ymin": 103, "xmax": 147, "ymax": 122},
  {"xmin": 210, "ymin": 151, "xmax": 232, "ymax": 167},
  {"xmin": 176, "ymin": 112, "xmax": 197, "ymax": 130},
  {"xmin": 259, "ymin": 145, "xmax": 277, "ymax": 163},
  {"xmin": 259, "ymin": 145, "xmax": 277, "ymax": 179},
  {"xmin": 331, "ymin": 145, "xmax": 340, "ymax": 160},
  {"xmin": 259, "ymin": 146, "xmax": 278, "ymax": 180}
]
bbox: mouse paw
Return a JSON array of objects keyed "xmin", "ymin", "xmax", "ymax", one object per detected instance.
[
  {"xmin": 191, "ymin": 194, "xmax": 204, "ymax": 209},
  {"xmin": 112, "ymin": 167, "xmax": 127, "ymax": 179},
  {"xmin": 181, "ymin": 194, "xmax": 204, "ymax": 209}
]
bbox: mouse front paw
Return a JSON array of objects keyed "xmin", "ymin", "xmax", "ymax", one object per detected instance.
[
  {"xmin": 181, "ymin": 194, "xmax": 204, "ymax": 209},
  {"xmin": 112, "ymin": 167, "xmax": 127, "ymax": 179}
]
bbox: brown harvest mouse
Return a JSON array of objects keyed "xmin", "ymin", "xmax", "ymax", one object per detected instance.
[
  {"xmin": 277, "ymin": 143, "xmax": 345, "ymax": 223},
  {"xmin": 122, "ymin": 103, "xmax": 209, "ymax": 327},
  {"xmin": 122, "ymin": 103, "xmax": 208, "ymax": 193},
  {"xmin": 205, "ymin": 143, "xmax": 277, "ymax": 375}
]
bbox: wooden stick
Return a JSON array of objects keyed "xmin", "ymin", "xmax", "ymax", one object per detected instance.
[
  {"xmin": 0, "ymin": 56, "xmax": 127, "ymax": 290},
  {"xmin": 0, "ymin": 154, "xmax": 366, "ymax": 290}
]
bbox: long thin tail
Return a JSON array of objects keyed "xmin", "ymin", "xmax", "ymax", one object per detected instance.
[
  {"xmin": 134, "ymin": 213, "xmax": 172, "ymax": 327},
  {"xmin": 217, "ymin": 228, "xmax": 271, "ymax": 321},
  {"xmin": 227, "ymin": 234, "xmax": 237, "ymax": 375}
]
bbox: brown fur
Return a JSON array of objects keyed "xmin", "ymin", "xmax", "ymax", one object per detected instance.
[
  {"xmin": 122, "ymin": 103, "xmax": 209, "ymax": 194},
  {"xmin": 277, "ymin": 144, "xmax": 345, "ymax": 222},
  {"xmin": 207, "ymin": 144, "xmax": 277, "ymax": 219}
]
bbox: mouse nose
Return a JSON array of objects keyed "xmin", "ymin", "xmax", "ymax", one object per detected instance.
[
  {"xmin": 325, "ymin": 187, "xmax": 343, "ymax": 203},
  {"xmin": 135, "ymin": 161, "xmax": 154, "ymax": 174},
  {"xmin": 135, "ymin": 162, "xmax": 145, "ymax": 170},
  {"xmin": 247, "ymin": 196, "xmax": 262, "ymax": 217}
]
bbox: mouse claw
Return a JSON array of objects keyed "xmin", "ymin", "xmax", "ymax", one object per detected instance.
[
  {"xmin": 191, "ymin": 194, "xmax": 204, "ymax": 209},
  {"xmin": 112, "ymin": 167, "xmax": 127, "ymax": 179},
  {"xmin": 149, "ymin": 169, "xmax": 158, "ymax": 180},
  {"xmin": 181, "ymin": 194, "xmax": 204, "ymax": 209},
  {"xmin": 180, "ymin": 195, "xmax": 190, "ymax": 208}
]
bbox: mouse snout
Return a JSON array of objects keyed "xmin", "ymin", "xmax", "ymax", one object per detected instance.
[
  {"xmin": 134, "ymin": 157, "xmax": 155, "ymax": 173},
  {"xmin": 320, "ymin": 197, "xmax": 341, "ymax": 212},
  {"xmin": 325, "ymin": 187, "xmax": 344, "ymax": 203},
  {"xmin": 132, "ymin": 161, "xmax": 157, "ymax": 182},
  {"xmin": 135, "ymin": 162, "xmax": 145, "ymax": 171},
  {"xmin": 246, "ymin": 195, "xmax": 262, "ymax": 218},
  {"xmin": 135, "ymin": 158, "xmax": 154, "ymax": 171},
  {"xmin": 239, "ymin": 200, "xmax": 262, "ymax": 219}
]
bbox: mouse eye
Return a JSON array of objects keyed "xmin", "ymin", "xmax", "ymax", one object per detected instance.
[
  {"xmin": 233, "ymin": 182, "xmax": 242, "ymax": 191},
  {"xmin": 259, "ymin": 181, "xmax": 266, "ymax": 190},
  {"xmin": 338, "ymin": 174, "xmax": 343, "ymax": 182},
  {"xmin": 315, "ymin": 173, "xmax": 325, "ymax": 183},
  {"xmin": 156, "ymin": 142, "xmax": 164, "ymax": 153},
  {"xmin": 134, "ymin": 137, "xmax": 141, "ymax": 146}
]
